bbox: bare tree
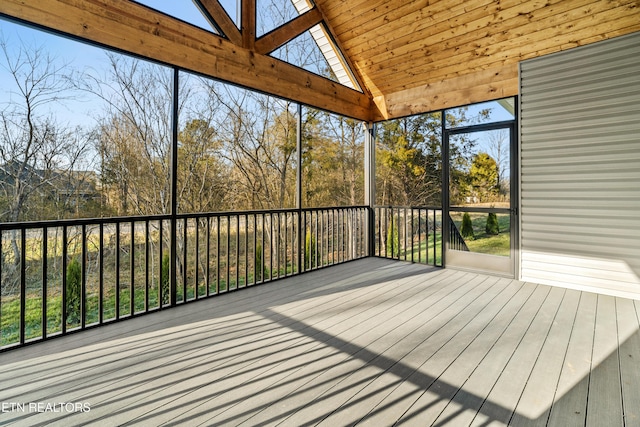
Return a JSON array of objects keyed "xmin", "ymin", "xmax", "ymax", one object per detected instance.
[
  {"xmin": 302, "ymin": 110, "xmax": 364, "ymax": 207},
  {"xmin": 0, "ymin": 36, "xmax": 93, "ymax": 221},
  {"xmin": 0, "ymin": 36, "xmax": 93, "ymax": 293},
  {"xmin": 486, "ymin": 128, "xmax": 510, "ymax": 199},
  {"xmin": 82, "ymin": 53, "xmax": 175, "ymax": 216},
  {"xmin": 177, "ymin": 117, "xmax": 230, "ymax": 213},
  {"xmin": 207, "ymin": 82, "xmax": 297, "ymax": 210}
]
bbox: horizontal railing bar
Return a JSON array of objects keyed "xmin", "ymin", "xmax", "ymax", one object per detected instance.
[
  {"xmin": 0, "ymin": 206, "xmax": 370, "ymax": 231},
  {"xmin": 373, "ymin": 205, "xmax": 442, "ymax": 212},
  {"xmin": 448, "ymin": 206, "xmax": 510, "ymax": 214}
]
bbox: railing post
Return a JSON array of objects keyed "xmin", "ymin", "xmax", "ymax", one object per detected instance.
[
  {"xmin": 364, "ymin": 122, "xmax": 376, "ymax": 256},
  {"xmin": 169, "ymin": 67, "xmax": 179, "ymax": 306},
  {"xmin": 20, "ymin": 228, "xmax": 27, "ymax": 344},
  {"xmin": 441, "ymin": 113, "xmax": 449, "ymax": 268},
  {"xmin": 61, "ymin": 226, "xmax": 68, "ymax": 334},
  {"xmin": 296, "ymin": 103, "xmax": 303, "ymax": 274}
]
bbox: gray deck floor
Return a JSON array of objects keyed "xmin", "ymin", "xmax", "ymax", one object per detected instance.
[{"xmin": 1, "ymin": 258, "xmax": 639, "ymax": 426}]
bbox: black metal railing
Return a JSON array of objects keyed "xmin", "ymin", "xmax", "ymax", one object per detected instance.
[
  {"xmin": 0, "ymin": 206, "xmax": 368, "ymax": 350},
  {"xmin": 449, "ymin": 216, "xmax": 470, "ymax": 251},
  {"xmin": 373, "ymin": 206, "xmax": 443, "ymax": 267}
]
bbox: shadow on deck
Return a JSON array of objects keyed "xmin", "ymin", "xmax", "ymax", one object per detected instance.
[{"xmin": 1, "ymin": 258, "xmax": 639, "ymax": 426}]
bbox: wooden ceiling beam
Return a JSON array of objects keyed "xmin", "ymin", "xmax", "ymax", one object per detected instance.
[
  {"xmin": 194, "ymin": 0, "xmax": 242, "ymax": 46},
  {"xmin": 241, "ymin": 0, "xmax": 256, "ymax": 50},
  {"xmin": 0, "ymin": 0, "xmax": 378, "ymax": 121},
  {"xmin": 374, "ymin": 64, "xmax": 519, "ymax": 119},
  {"xmin": 255, "ymin": 7, "xmax": 322, "ymax": 55}
]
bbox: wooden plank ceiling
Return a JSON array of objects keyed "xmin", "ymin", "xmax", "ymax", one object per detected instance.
[
  {"xmin": 0, "ymin": 0, "xmax": 639, "ymax": 121},
  {"xmin": 320, "ymin": 0, "xmax": 640, "ymax": 119}
]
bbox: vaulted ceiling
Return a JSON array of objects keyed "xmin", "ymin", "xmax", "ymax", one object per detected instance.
[
  {"xmin": 1, "ymin": 0, "xmax": 639, "ymax": 122},
  {"xmin": 323, "ymin": 0, "xmax": 640, "ymax": 119}
]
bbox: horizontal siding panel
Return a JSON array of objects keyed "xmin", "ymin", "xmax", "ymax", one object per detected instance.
[
  {"xmin": 521, "ymin": 165, "xmax": 640, "ymax": 179},
  {"xmin": 521, "ymin": 154, "xmax": 640, "ymax": 168},
  {"xmin": 521, "ymin": 121, "xmax": 640, "ymax": 140},
  {"xmin": 527, "ymin": 176, "xmax": 637, "ymax": 187},
  {"xmin": 522, "ymin": 224, "xmax": 640, "ymax": 240},
  {"xmin": 521, "ymin": 85, "xmax": 640, "ymax": 115},
  {"xmin": 522, "ymin": 220, "xmax": 637, "ymax": 233},
  {"xmin": 522, "ymin": 258, "xmax": 638, "ymax": 286},
  {"xmin": 522, "ymin": 106, "xmax": 640, "ymax": 132},
  {"xmin": 523, "ymin": 190, "xmax": 640, "ymax": 200},
  {"xmin": 522, "ymin": 196, "xmax": 640, "ymax": 208},
  {"xmin": 522, "ymin": 236, "xmax": 639, "ymax": 255},
  {"xmin": 522, "ymin": 68, "xmax": 640, "ymax": 95},
  {"xmin": 522, "ymin": 139, "xmax": 639, "ymax": 159},
  {"xmin": 522, "ymin": 222, "xmax": 637, "ymax": 236},
  {"xmin": 521, "ymin": 173, "xmax": 640, "ymax": 184},
  {"xmin": 520, "ymin": 32, "xmax": 640, "ymax": 299},
  {"xmin": 520, "ymin": 234, "xmax": 640, "ymax": 255},
  {"xmin": 521, "ymin": 37, "xmax": 640, "ymax": 73},
  {"xmin": 521, "ymin": 112, "xmax": 640, "ymax": 136},
  {"xmin": 521, "ymin": 252, "xmax": 640, "ymax": 292},
  {"xmin": 521, "ymin": 207, "xmax": 639, "ymax": 223},
  {"xmin": 520, "ymin": 268, "xmax": 640, "ymax": 298}
]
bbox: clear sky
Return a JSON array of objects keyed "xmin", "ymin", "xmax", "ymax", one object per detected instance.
[
  {"xmin": 0, "ymin": 1, "xmax": 239, "ymax": 128},
  {"xmin": 134, "ymin": 0, "xmax": 232, "ymax": 31}
]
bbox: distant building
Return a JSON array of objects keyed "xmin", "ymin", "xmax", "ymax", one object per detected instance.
[{"xmin": 0, "ymin": 161, "xmax": 100, "ymax": 220}]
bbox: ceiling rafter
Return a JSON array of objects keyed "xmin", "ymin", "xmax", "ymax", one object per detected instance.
[
  {"xmin": 255, "ymin": 7, "xmax": 322, "ymax": 55},
  {"xmin": 241, "ymin": 0, "xmax": 256, "ymax": 50},
  {"xmin": 0, "ymin": 0, "xmax": 378, "ymax": 121},
  {"xmin": 192, "ymin": 0, "xmax": 370, "ymax": 96},
  {"xmin": 194, "ymin": 0, "xmax": 242, "ymax": 46},
  {"xmin": 193, "ymin": 0, "xmax": 365, "ymax": 96},
  {"xmin": 292, "ymin": 0, "xmax": 368, "ymax": 97}
]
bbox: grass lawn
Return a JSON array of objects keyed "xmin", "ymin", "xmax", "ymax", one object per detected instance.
[
  {"xmin": 398, "ymin": 234, "xmax": 443, "ymax": 266},
  {"xmin": 450, "ymin": 212, "xmax": 510, "ymax": 257}
]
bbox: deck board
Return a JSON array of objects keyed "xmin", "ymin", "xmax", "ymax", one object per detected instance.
[
  {"xmin": 279, "ymin": 274, "xmax": 504, "ymax": 426},
  {"xmin": 315, "ymin": 273, "xmax": 501, "ymax": 426},
  {"xmin": 618, "ymin": 298, "xmax": 640, "ymax": 426},
  {"xmin": 356, "ymin": 275, "xmax": 515, "ymax": 426},
  {"xmin": 448, "ymin": 286, "xmax": 566, "ymax": 427},
  {"xmin": 586, "ymin": 295, "xmax": 624, "ymax": 427},
  {"xmin": 396, "ymin": 281, "xmax": 543, "ymax": 425},
  {"xmin": 1, "ymin": 258, "xmax": 639, "ymax": 426}
]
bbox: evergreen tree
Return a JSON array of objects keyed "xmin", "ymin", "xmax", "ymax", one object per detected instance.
[
  {"xmin": 469, "ymin": 153, "xmax": 499, "ymax": 202},
  {"xmin": 386, "ymin": 218, "xmax": 400, "ymax": 257},
  {"xmin": 305, "ymin": 230, "xmax": 317, "ymax": 269},
  {"xmin": 486, "ymin": 212, "xmax": 499, "ymax": 235},
  {"xmin": 461, "ymin": 212, "xmax": 474, "ymax": 239},
  {"xmin": 161, "ymin": 253, "xmax": 170, "ymax": 305},
  {"xmin": 255, "ymin": 241, "xmax": 263, "ymax": 281},
  {"xmin": 66, "ymin": 258, "xmax": 82, "ymax": 325}
]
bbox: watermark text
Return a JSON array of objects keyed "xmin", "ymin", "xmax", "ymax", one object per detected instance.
[{"xmin": 1, "ymin": 401, "xmax": 90, "ymax": 413}]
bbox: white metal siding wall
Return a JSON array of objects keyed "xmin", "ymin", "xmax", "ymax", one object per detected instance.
[{"xmin": 519, "ymin": 32, "xmax": 640, "ymax": 299}]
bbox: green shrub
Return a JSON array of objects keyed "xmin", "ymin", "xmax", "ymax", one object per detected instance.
[
  {"xmin": 386, "ymin": 219, "xmax": 399, "ymax": 257},
  {"xmin": 485, "ymin": 212, "xmax": 500, "ymax": 235},
  {"xmin": 255, "ymin": 241, "xmax": 263, "ymax": 281},
  {"xmin": 461, "ymin": 212, "xmax": 474, "ymax": 239},
  {"xmin": 161, "ymin": 253, "xmax": 170, "ymax": 305},
  {"xmin": 305, "ymin": 230, "xmax": 316, "ymax": 269},
  {"xmin": 66, "ymin": 258, "xmax": 82, "ymax": 325}
]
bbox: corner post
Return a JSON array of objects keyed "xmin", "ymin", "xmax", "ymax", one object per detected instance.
[
  {"xmin": 364, "ymin": 122, "xmax": 376, "ymax": 256},
  {"xmin": 169, "ymin": 67, "xmax": 179, "ymax": 306},
  {"xmin": 296, "ymin": 103, "xmax": 303, "ymax": 273}
]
